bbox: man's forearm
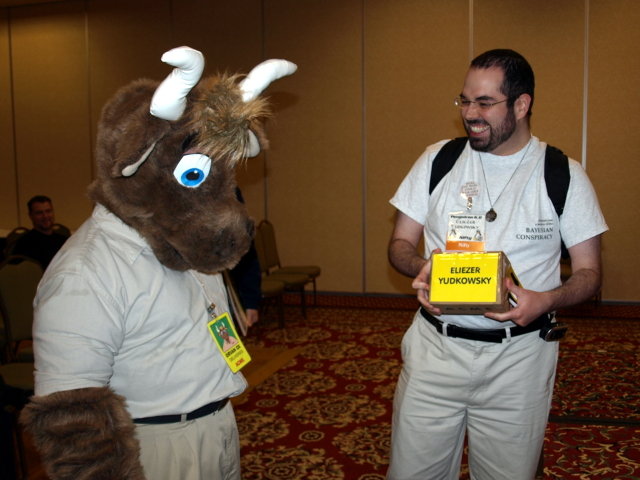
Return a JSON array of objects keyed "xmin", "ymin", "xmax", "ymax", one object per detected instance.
[
  {"xmin": 388, "ymin": 238, "xmax": 427, "ymax": 278},
  {"xmin": 547, "ymin": 267, "xmax": 601, "ymax": 311}
]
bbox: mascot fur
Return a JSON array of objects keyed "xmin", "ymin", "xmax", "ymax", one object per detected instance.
[{"xmin": 19, "ymin": 47, "xmax": 296, "ymax": 479}]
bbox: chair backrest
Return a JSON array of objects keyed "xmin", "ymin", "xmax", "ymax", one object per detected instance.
[
  {"xmin": 257, "ymin": 220, "xmax": 281, "ymax": 271},
  {"xmin": 52, "ymin": 223, "xmax": 71, "ymax": 238},
  {"xmin": 0, "ymin": 257, "xmax": 43, "ymax": 344},
  {"xmin": 3, "ymin": 226, "xmax": 29, "ymax": 258},
  {"xmin": 253, "ymin": 226, "xmax": 269, "ymax": 275}
]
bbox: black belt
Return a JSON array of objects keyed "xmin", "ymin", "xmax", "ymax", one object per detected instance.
[
  {"xmin": 419, "ymin": 307, "xmax": 551, "ymax": 343},
  {"xmin": 133, "ymin": 398, "xmax": 228, "ymax": 424}
]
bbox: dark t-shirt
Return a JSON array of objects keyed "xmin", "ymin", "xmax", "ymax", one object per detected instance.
[
  {"xmin": 12, "ymin": 230, "xmax": 68, "ymax": 268},
  {"xmin": 228, "ymin": 241, "xmax": 261, "ymax": 310}
]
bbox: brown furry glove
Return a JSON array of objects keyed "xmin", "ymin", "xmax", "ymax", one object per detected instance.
[{"xmin": 20, "ymin": 386, "xmax": 146, "ymax": 480}]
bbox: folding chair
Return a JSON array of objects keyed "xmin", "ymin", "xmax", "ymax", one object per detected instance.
[
  {"xmin": 256, "ymin": 220, "xmax": 321, "ymax": 305},
  {"xmin": 254, "ymin": 225, "xmax": 311, "ymax": 318},
  {"xmin": 0, "ymin": 256, "xmax": 43, "ymax": 362}
]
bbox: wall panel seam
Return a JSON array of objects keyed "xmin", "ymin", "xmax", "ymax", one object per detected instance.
[
  {"xmin": 468, "ymin": 0, "xmax": 474, "ymax": 60},
  {"xmin": 581, "ymin": 0, "xmax": 589, "ymax": 169},
  {"xmin": 361, "ymin": 0, "xmax": 366, "ymax": 293},
  {"xmin": 84, "ymin": 0, "xmax": 94, "ymax": 182},
  {"xmin": 7, "ymin": 8, "xmax": 20, "ymax": 223},
  {"xmin": 261, "ymin": 0, "xmax": 268, "ymax": 221}
]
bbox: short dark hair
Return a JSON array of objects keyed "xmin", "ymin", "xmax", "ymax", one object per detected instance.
[
  {"xmin": 28, "ymin": 195, "xmax": 52, "ymax": 212},
  {"xmin": 471, "ymin": 49, "xmax": 535, "ymax": 116}
]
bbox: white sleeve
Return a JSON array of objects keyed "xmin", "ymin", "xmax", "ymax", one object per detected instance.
[
  {"xmin": 33, "ymin": 271, "xmax": 124, "ymax": 396},
  {"xmin": 389, "ymin": 141, "xmax": 449, "ymax": 224},
  {"xmin": 559, "ymin": 159, "xmax": 608, "ymax": 248}
]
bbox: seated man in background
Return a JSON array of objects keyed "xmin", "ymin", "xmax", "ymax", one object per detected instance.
[{"xmin": 12, "ymin": 195, "xmax": 68, "ymax": 268}]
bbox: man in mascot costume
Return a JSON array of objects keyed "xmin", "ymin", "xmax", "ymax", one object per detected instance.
[{"xmin": 19, "ymin": 46, "xmax": 296, "ymax": 480}]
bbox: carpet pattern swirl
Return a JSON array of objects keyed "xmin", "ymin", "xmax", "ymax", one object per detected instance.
[{"xmin": 235, "ymin": 298, "xmax": 640, "ymax": 479}]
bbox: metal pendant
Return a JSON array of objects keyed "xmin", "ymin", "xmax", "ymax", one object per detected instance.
[{"xmin": 485, "ymin": 208, "xmax": 497, "ymax": 222}]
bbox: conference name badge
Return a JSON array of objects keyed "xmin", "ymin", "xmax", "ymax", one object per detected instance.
[
  {"xmin": 208, "ymin": 312, "xmax": 251, "ymax": 373},
  {"xmin": 446, "ymin": 213, "xmax": 486, "ymax": 252}
]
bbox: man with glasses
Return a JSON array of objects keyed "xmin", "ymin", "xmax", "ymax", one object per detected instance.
[{"xmin": 387, "ymin": 49, "xmax": 607, "ymax": 479}]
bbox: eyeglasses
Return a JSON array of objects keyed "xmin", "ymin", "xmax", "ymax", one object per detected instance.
[{"xmin": 454, "ymin": 96, "xmax": 508, "ymax": 111}]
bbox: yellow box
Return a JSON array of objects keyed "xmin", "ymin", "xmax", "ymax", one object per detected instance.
[{"xmin": 429, "ymin": 251, "xmax": 518, "ymax": 314}]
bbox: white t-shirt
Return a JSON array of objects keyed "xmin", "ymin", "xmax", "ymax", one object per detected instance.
[
  {"xmin": 33, "ymin": 205, "xmax": 247, "ymax": 418},
  {"xmin": 390, "ymin": 136, "xmax": 608, "ymax": 329}
]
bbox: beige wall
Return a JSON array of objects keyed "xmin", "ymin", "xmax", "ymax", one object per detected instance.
[
  {"xmin": 0, "ymin": 0, "xmax": 637, "ymax": 302},
  {"xmin": 10, "ymin": 1, "xmax": 93, "ymax": 226},
  {"xmin": 0, "ymin": 7, "xmax": 17, "ymax": 226},
  {"xmin": 364, "ymin": 0, "xmax": 469, "ymax": 294},
  {"xmin": 588, "ymin": 0, "xmax": 640, "ymax": 295}
]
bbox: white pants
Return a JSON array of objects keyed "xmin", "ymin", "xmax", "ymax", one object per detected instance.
[
  {"xmin": 135, "ymin": 402, "xmax": 241, "ymax": 480},
  {"xmin": 387, "ymin": 312, "xmax": 558, "ymax": 480}
]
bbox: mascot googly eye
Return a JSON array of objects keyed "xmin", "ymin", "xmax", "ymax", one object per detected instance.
[{"xmin": 173, "ymin": 154, "xmax": 212, "ymax": 188}]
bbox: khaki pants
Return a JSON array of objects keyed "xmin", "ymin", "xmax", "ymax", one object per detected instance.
[
  {"xmin": 387, "ymin": 312, "xmax": 558, "ymax": 480},
  {"xmin": 135, "ymin": 402, "xmax": 241, "ymax": 480}
]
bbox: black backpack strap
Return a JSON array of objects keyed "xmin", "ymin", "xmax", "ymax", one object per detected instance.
[
  {"xmin": 544, "ymin": 145, "xmax": 570, "ymax": 218},
  {"xmin": 429, "ymin": 137, "xmax": 468, "ymax": 194},
  {"xmin": 544, "ymin": 144, "xmax": 570, "ymax": 258}
]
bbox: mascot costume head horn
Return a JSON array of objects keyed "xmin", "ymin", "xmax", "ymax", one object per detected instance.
[
  {"xmin": 20, "ymin": 47, "xmax": 296, "ymax": 480},
  {"xmin": 89, "ymin": 46, "xmax": 296, "ymax": 273}
]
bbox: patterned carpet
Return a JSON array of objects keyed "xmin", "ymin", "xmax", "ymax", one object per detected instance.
[
  {"xmin": 545, "ymin": 316, "xmax": 640, "ymax": 480},
  {"xmin": 234, "ymin": 295, "xmax": 640, "ymax": 479}
]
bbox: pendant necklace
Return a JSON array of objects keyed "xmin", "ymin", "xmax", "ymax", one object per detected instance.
[{"xmin": 479, "ymin": 138, "xmax": 532, "ymax": 222}]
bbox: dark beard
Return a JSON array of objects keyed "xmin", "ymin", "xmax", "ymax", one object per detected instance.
[{"xmin": 465, "ymin": 107, "xmax": 516, "ymax": 152}]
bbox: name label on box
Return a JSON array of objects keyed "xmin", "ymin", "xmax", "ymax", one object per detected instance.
[
  {"xmin": 431, "ymin": 252, "xmax": 499, "ymax": 303},
  {"xmin": 429, "ymin": 252, "xmax": 518, "ymax": 314}
]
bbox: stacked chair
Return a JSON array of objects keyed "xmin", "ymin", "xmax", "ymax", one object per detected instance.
[
  {"xmin": 51, "ymin": 223, "xmax": 72, "ymax": 238},
  {"xmin": 0, "ymin": 255, "xmax": 41, "ymax": 479},
  {"xmin": 254, "ymin": 220, "xmax": 321, "ymax": 319},
  {"xmin": 256, "ymin": 220, "xmax": 321, "ymax": 300},
  {"xmin": 0, "ymin": 255, "xmax": 42, "ymax": 363},
  {"xmin": 223, "ymin": 270, "xmax": 286, "ymax": 332},
  {"xmin": 259, "ymin": 277, "xmax": 286, "ymax": 328},
  {"xmin": 2, "ymin": 226, "xmax": 29, "ymax": 260}
]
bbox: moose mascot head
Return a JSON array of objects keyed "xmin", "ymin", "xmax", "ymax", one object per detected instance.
[
  {"xmin": 20, "ymin": 47, "xmax": 296, "ymax": 480},
  {"xmin": 91, "ymin": 46, "xmax": 296, "ymax": 273}
]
